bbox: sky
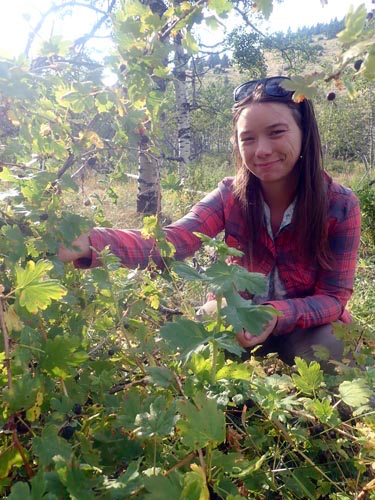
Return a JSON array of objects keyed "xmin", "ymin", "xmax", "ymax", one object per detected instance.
[{"xmin": 0, "ymin": 0, "xmax": 372, "ymax": 58}]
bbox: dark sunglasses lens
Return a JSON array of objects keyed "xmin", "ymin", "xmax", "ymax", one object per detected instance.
[
  {"xmin": 265, "ymin": 78, "xmax": 291, "ymax": 97},
  {"xmin": 235, "ymin": 82, "xmax": 257, "ymax": 102}
]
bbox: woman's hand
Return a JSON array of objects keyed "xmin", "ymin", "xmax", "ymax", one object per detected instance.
[
  {"xmin": 58, "ymin": 233, "xmax": 91, "ymax": 263},
  {"xmin": 236, "ymin": 312, "xmax": 278, "ymax": 348}
]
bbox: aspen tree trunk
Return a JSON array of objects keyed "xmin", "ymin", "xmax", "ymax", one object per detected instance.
[
  {"xmin": 137, "ymin": 131, "xmax": 160, "ymax": 214},
  {"xmin": 173, "ymin": 32, "xmax": 191, "ymax": 179},
  {"xmin": 136, "ymin": 0, "xmax": 166, "ymax": 214}
]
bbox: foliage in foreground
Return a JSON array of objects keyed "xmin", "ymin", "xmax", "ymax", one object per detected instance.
[{"xmin": 0, "ymin": 170, "xmax": 375, "ymax": 499}]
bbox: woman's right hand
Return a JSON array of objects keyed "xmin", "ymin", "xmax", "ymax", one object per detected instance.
[{"xmin": 58, "ymin": 233, "xmax": 91, "ymax": 263}]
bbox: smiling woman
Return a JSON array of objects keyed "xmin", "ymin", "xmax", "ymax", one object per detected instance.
[{"xmin": 59, "ymin": 75, "xmax": 361, "ymax": 373}]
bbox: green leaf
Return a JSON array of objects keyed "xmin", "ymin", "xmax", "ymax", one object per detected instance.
[
  {"xmin": 0, "ymin": 447, "xmax": 24, "ymax": 480},
  {"xmin": 32, "ymin": 426, "xmax": 72, "ymax": 467},
  {"xmin": 15, "ymin": 260, "xmax": 67, "ymax": 314},
  {"xmin": 182, "ymin": 32, "xmax": 199, "ymax": 54},
  {"xmin": 181, "ymin": 464, "xmax": 210, "ymax": 500},
  {"xmin": 143, "ymin": 472, "xmax": 183, "ymax": 499},
  {"xmin": 214, "ymin": 332, "xmax": 245, "ymax": 356},
  {"xmin": 206, "ymin": 262, "xmax": 267, "ymax": 295},
  {"xmin": 280, "ymin": 76, "xmax": 318, "ymax": 102},
  {"xmin": 252, "ymin": 0, "xmax": 273, "ymax": 19},
  {"xmin": 177, "ymin": 393, "xmax": 226, "ymax": 450},
  {"xmin": 171, "ymin": 261, "xmax": 208, "ymax": 281},
  {"xmin": 104, "ymin": 460, "xmax": 142, "ymax": 499},
  {"xmin": 194, "ymin": 232, "xmax": 243, "ymax": 261},
  {"xmin": 339, "ymin": 378, "xmax": 372, "ymax": 407},
  {"xmin": 305, "ymin": 397, "xmax": 340, "ymax": 426},
  {"xmin": 4, "ymin": 374, "xmax": 42, "ymax": 413},
  {"xmin": 40, "ymin": 335, "xmax": 88, "ymax": 378},
  {"xmin": 362, "ymin": 49, "xmax": 375, "ymax": 79},
  {"xmin": 216, "ymin": 361, "xmax": 252, "ymax": 381},
  {"xmin": 338, "ymin": 4, "xmax": 367, "ymax": 45},
  {"xmin": 207, "ymin": 0, "xmax": 232, "ymax": 15},
  {"xmin": 134, "ymin": 397, "xmax": 177, "ymax": 438},
  {"xmin": 145, "ymin": 366, "xmax": 175, "ymax": 387},
  {"xmin": 160, "ymin": 319, "xmax": 212, "ymax": 362},
  {"xmin": 8, "ymin": 482, "xmax": 31, "ymax": 500},
  {"xmin": 292, "ymin": 357, "xmax": 324, "ymax": 395}
]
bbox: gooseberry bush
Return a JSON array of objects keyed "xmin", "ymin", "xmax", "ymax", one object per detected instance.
[{"xmin": 1, "ymin": 169, "xmax": 375, "ymax": 500}]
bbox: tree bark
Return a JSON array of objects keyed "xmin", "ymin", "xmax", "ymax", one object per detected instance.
[
  {"xmin": 173, "ymin": 32, "xmax": 191, "ymax": 179},
  {"xmin": 137, "ymin": 132, "xmax": 160, "ymax": 214}
]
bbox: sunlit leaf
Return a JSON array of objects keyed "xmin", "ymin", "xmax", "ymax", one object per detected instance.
[
  {"xmin": 338, "ymin": 4, "xmax": 367, "ymax": 45},
  {"xmin": 292, "ymin": 357, "xmax": 324, "ymax": 395},
  {"xmin": 339, "ymin": 378, "xmax": 372, "ymax": 407}
]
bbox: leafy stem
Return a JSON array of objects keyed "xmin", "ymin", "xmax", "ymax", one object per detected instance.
[
  {"xmin": 210, "ymin": 293, "xmax": 223, "ymax": 384},
  {"xmin": 0, "ymin": 295, "xmax": 12, "ymax": 390}
]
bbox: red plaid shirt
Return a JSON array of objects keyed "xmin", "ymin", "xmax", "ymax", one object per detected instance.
[{"xmin": 76, "ymin": 175, "xmax": 361, "ymax": 335}]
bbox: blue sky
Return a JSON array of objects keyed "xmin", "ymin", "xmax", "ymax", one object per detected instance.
[{"xmin": 0, "ymin": 0, "xmax": 372, "ymax": 58}]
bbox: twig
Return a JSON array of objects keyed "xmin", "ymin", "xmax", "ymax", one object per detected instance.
[
  {"xmin": 25, "ymin": 1, "xmax": 108, "ymax": 56},
  {"xmin": 197, "ymin": 448, "xmax": 206, "ymax": 476},
  {"xmin": 56, "ymin": 153, "xmax": 76, "ymax": 179},
  {"xmin": 73, "ymin": 0, "xmax": 117, "ymax": 50},
  {"xmin": 164, "ymin": 452, "xmax": 196, "ymax": 476},
  {"xmin": 159, "ymin": 0, "xmax": 206, "ymax": 43},
  {"xmin": 0, "ymin": 296, "xmax": 12, "ymax": 390},
  {"xmin": 12, "ymin": 427, "xmax": 34, "ymax": 478},
  {"xmin": 109, "ymin": 378, "xmax": 146, "ymax": 395}
]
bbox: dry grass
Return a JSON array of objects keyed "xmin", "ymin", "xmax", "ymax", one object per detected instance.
[{"xmin": 65, "ymin": 171, "xmax": 204, "ymax": 230}]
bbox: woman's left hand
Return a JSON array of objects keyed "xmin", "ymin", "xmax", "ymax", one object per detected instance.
[{"xmin": 236, "ymin": 312, "xmax": 278, "ymax": 348}]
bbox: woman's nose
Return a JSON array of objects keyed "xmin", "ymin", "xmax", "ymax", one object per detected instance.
[{"xmin": 255, "ymin": 137, "xmax": 272, "ymax": 157}]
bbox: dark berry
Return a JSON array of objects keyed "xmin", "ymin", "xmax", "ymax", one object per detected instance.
[
  {"xmin": 354, "ymin": 59, "xmax": 363, "ymax": 71},
  {"xmin": 327, "ymin": 92, "xmax": 336, "ymax": 101},
  {"xmin": 120, "ymin": 64, "xmax": 126, "ymax": 73},
  {"xmin": 310, "ymin": 424, "xmax": 324, "ymax": 436},
  {"xmin": 328, "ymin": 429, "xmax": 337, "ymax": 439},
  {"xmin": 60, "ymin": 425, "xmax": 75, "ymax": 440},
  {"xmin": 28, "ymin": 360, "xmax": 38, "ymax": 369},
  {"xmin": 39, "ymin": 213, "xmax": 49, "ymax": 221},
  {"xmin": 108, "ymin": 348, "xmax": 115, "ymax": 356},
  {"xmin": 367, "ymin": 12, "xmax": 373, "ymax": 21},
  {"xmin": 74, "ymin": 373, "xmax": 80, "ymax": 382},
  {"xmin": 84, "ymin": 200, "xmax": 91, "ymax": 206},
  {"xmin": 87, "ymin": 157, "xmax": 97, "ymax": 167},
  {"xmin": 16, "ymin": 418, "xmax": 30, "ymax": 434},
  {"xmin": 72, "ymin": 403, "xmax": 82, "ymax": 415}
]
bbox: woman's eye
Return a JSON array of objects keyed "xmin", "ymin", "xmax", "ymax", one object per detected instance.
[
  {"xmin": 271, "ymin": 129, "xmax": 285, "ymax": 136},
  {"xmin": 242, "ymin": 137, "xmax": 254, "ymax": 142}
]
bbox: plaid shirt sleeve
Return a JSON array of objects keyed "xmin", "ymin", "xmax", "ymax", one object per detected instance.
[
  {"xmin": 268, "ymin": 193, "xmax": 361, "ymax": 335},
  {"xmin": 74, "ymin": 181, "xmax": 229, "ymax": 270}
]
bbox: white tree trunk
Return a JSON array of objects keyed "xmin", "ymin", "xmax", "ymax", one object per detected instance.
[
  {"xmin": 173, "ymin": 33, "xmax": 191, "ymax": 179},
  {"xmin": 137, "ymin": 132, "xmax": 160, "ymax": 214}
]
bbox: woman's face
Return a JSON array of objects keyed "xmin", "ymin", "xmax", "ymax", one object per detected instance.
[{"xmin": 236, "ymin": 102, "xmax": 303, "ymax": 187}]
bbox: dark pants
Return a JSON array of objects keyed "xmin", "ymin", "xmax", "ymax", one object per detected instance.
[{"xmin": 244, "ymin": 323, "xmax": 348, "ymax": 373}]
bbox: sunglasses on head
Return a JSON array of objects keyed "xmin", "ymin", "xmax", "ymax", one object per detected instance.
[{"xmin": 233, "ymin": 76, "xmax": 294, "ymax": 103}]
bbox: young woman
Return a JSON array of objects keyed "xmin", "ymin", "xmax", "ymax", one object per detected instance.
[{"xmin": 59, "ymin": 76, "xmax": 361, "ymax": 371}]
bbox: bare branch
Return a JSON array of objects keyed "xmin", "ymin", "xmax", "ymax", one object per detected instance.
[
  {"xmin": 73, "ymin": 0, "xmax": 117, "ymax": 50},
  {"xmin": 57, "ymin": 153, "xmax": 77, "ymax": 179},
  {"xmin": 25, "ymin": 0, "xmax": 113, "ymax": 56}
]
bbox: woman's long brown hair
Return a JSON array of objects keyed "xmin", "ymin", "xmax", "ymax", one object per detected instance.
[{"xmin": 232, "ymin": 87, "xmax": 331, "ymax": 269}]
